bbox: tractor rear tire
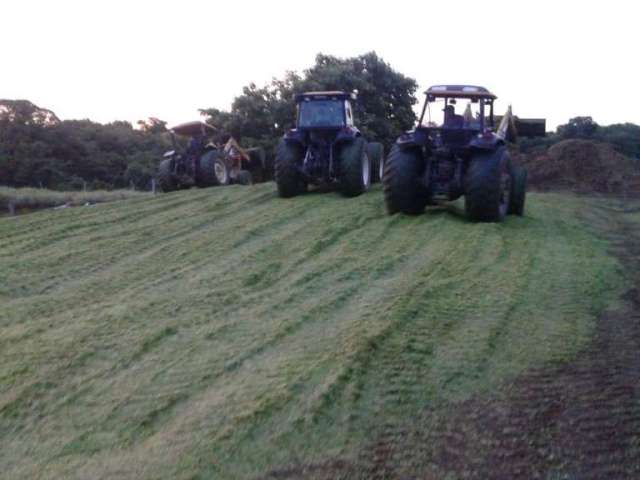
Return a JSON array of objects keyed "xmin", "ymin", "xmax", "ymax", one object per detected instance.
[
  {"xmin": 338, "ymin": 137, "xmax": 370, "ymax": 197},
  {"xmin": 212, "ymin": 156, "xmax": 231, "ymax": 186},
  {"xmin": 508, "ymin": 164, "xmax": 527, "ymax": 216},
  {"xmin": 383, "ymin": 144, "xmax": 429, "ymax": 215},
  {"xmin": 367, "ymin": 142, "xmax": 384, "ymax": 183},
  {"xmin": 157, "ymin": 158, "xmax": 177, "ymax": 192},
  {"xmin": 235, "ymin": 170, "xmax": 253, "ymax": 185},
  {"xmin": 197, "ymin": 150, "xmax": 221, "ymax": 187},
  {"xmin": 464, "ymin": 147, "xmax": 511, "ymax": 222},
  {"xmin": 275, "ymin": 140, "xmax": 306, "ymax": 198}
]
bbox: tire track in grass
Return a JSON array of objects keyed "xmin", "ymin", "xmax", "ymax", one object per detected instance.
[
  {"xmin": 259, "ymin": 195, "xmax": 625, "ymax": 480},
  {"xmin": 86, "ymin": 203, "xmax": 437, "ymax": 455},
  {"xmin": 1, "ymin": 188, "xmax": 390, "ymax": 476},
  {"xmin": 52, "ymin": 197, "xmax": 457, "ymax": 478},
  {"xmin": 0, "ymin": 191, "xmax": 627, "ymax": 480}
]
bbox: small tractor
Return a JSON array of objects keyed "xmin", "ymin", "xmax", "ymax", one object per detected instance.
[
  {"xmin": 157, "ymin": 121, "xmax": 269, "ymax": 192},
  {"xmin": 383, "ymin": 85, "xmax": 527, "ymax": 222},
  {"xmin": 275, "ymin": 91, "xmax": 384, "ymax": 198}
]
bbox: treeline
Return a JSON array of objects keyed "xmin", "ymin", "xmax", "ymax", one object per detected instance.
[
  {"xmin": 0, "ymin": 102, "xmax": 171, "ymax": 190},
  {"xmin": 1, "ymin": 51, "xmax": 639, "ymax": 191},
  {"xmin": 0, "ymin": 52, "xmax": 417, "ymax": 190},
  {"xmin": 520, "ymin": 116, "xmax": 640, "ymax": 159}
]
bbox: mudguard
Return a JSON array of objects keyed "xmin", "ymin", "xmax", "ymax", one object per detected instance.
[
  {"xmin": 396, "ymin": 129, "xmax": 429, "ymax": 148},
  {"xmin": 334, "ymin": 126, "xmax": 361, "ymax": 146},
  {"xmin": 469, "ymin": 132, "xmax": 505, "ymax": 151},
  {"xmin": 283, "ymin": 129, "xmax": 305, "ymax": 144}
]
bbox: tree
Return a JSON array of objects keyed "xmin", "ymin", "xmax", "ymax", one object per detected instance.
[
  {"xmin": 200, "ymin": 52, "xmax": 418, "ymax": 151},
  {"xmin": 0, "ymin": 99, "xmax": 60, "ymax": 126},
  {"xmin": 557, "ymin": 116, "xmax": 599, "ymax": 139},
  {"xmin": 0, "ymin": 102, "xmax": 170, "ymax": 190},
  {"xmin": 300, "ymin": 52, "xmax": 418, "ymax": 146},
  {"xmin": 137, "ymin": 117, "xmax": 168, "ymax": 135}
]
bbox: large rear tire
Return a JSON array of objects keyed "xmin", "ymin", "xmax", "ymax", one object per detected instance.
[
  {"xmin": 464, "ymin": 147, "xmax": 511, "ymax": 222},
  {"xmin": 508, "ymin": 164, "xmax": 527, "ymax": 216},
  {"xmin": 197, "ymin": 150, "xmax": 221, "ymax": 187},
  {"xmin": 367, "ymin": 142, "xmax": 384, "ymax": 183},
  {"xmin": 157, "ymin": 158, "xmax": 178, "ymax": 192},
  {"xmin": 338, "ymin": 137, "xmax": 370, "ymax": 197},
  {"xmin": 383, "ymin": 144, "xmax": 429, "ymax": 215},
  {"xmin": 275, "ymin": 139, "xmax": 306, "ymax": 198}
]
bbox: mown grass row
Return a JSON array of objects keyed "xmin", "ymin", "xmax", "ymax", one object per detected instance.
[
  {"xmin": 0, "ymin": 183, "xmax": 625, "ymax": 479},
  {"xmin": 0, "ymin": 186, "xmax": 147, "ymax": 214}
]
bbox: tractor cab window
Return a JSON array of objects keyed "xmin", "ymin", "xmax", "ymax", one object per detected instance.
[
  {"xmin": 298, "ymin": 100, "xmax": 345, "ymax": 128},
  {"xmin": 423, "ymin": 97, "xmax": 487, "ymax": 130}
]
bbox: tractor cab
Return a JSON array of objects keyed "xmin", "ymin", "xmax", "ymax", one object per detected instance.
[
  {"xmin": 295, "ymin": 91, "xmax": 356, "ymax": 130},
  {"xmin": 414, "ymin": 85, "xmax": 499, "ymax": 148}
]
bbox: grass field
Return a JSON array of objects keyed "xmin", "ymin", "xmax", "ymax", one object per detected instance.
[
  {"xmin": 0, "ymin": 183, "xmax": 631, "ymax": 479},
  {"xmin": 0, "ymin": 186, "xmax": 147, "ymax": 214}
]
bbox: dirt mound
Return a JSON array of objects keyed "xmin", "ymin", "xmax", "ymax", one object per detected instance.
[{"xmin": 519, "ymin": 139, "xmax": 640, "ymax": 195}]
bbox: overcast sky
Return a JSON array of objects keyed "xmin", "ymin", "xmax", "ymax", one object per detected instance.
[{"xmin": 3, "ymin": 0, "xmax": 638, "ymax": 130}]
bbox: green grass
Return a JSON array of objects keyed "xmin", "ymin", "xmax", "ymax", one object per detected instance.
[
  {"xmin": 0, "ymin": 186, "xmax": 147, "ymax": 213},
  {"xmin": 0, "ymin": 184, "xmax": 627, "ymax": 479}
]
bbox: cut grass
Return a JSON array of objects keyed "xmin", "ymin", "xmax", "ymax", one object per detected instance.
[
  {"xmin": 0, "ymin": 184, "xmax": 629, "ymax": 479},
  {"xmin": 0, "ymin": 186, "xmax": 147, "ymax": 214}
]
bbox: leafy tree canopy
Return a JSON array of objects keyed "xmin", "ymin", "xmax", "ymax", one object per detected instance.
[{"xmin": 200, "ymin": 51, "xmax": 418, "ymax": 150}]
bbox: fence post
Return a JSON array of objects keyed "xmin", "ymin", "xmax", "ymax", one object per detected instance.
[
  {"xmin": 8, "ymin": 202, "xmax": 15, "ymax": 216},
  {"xmin": 151, "ymin": 178, "xmax": 156, "ymax": 194}
]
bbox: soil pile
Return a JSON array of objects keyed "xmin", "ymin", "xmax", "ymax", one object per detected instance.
[{"xmin": 519, "ymin": 139, "xmax": 640, "ymax": 195}]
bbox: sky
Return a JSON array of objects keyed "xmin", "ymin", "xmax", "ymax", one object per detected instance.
[{"xmin": 2, "ymin": 0, "xmax": 638, "ymax": 130}]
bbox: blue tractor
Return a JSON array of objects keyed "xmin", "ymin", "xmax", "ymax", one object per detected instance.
[
  {"xmin": 275, "ymin": 91, "xmax": 384, "ymax": 198},
  {"xmin": 383, "ymin": 85, "xmax": 527, "ymax": 222}
]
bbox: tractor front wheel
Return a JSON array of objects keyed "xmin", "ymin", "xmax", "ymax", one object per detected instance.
[
  {"xmin": 157, "ymin": 158, "xmax": 178, "ymax": 192},
  {"xmin": 383, "ymin": 144, "xmax": 429, "ymax": 215},
  {"xmin": 508, "ymin": 164, "xmax": 527, "ymax": 216},
  {"xmin": 464, "ymin": 147, "xmax": 511, "ymax": 222},
  {"xmin": 275, "ymin": 140, "xmax": 306, "ymax": 198},
  {"xmin": 338, "ymin": 137, "xmax": 370, "ymax": 197}
]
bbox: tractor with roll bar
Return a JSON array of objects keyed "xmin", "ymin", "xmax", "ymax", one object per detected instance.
[
  {"xmin": 383, "ymin": 85, "xmax": 528, "ymax": 222},
  {"xmin": 156, "ymin": 121, "xmax": 269, "ymax": 192}
]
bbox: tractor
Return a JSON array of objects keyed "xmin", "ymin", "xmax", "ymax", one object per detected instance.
[
  {"xmin": 157, "ymin": 121, "xmax": 268, "ymax": 192},
  {"xmin": 383, "ymin": 85, "xmax": 527, "ymax": 222},
  {"xmin": 275, "ymin": 91, "xmax": 384, "ymax": 198}
]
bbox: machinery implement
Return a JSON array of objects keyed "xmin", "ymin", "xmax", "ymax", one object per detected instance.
[
  {"xmin": 157, "ymin": 121, "xmax": 268, "ymax": 192},
  {"xmin": 383, "ymin": 85, "xmax": 528, "ymax": 222},
  {"xmin": 275, "ymin": 91, "xmax": 384, "ymax": 198}
]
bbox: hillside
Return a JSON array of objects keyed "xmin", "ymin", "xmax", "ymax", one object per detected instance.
[{"xmin": 1, "ymin": 184, "xmax": 638, "ymax": 479}]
